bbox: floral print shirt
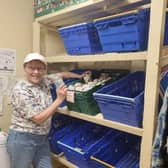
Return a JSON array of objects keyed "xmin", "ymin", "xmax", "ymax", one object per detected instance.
[{"xmin": 9, "ymin": 73, "xmax": 64, "ymax": 135}]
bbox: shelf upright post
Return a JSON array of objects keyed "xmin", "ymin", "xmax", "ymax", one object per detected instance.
[
  {"xmin": 140, "ymin": 0, "xmax": 167, "ymax": 168},
  {"xmin": 33, "ymin": 21, "xmax": 41, "ymax": 53}
]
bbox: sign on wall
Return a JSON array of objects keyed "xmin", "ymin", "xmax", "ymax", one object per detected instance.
[
  {"xmin": 0, "ymin": 48, "xmax": 16, "ymax": 71},
  {"xmin": 0, "ymin": 48, "xmax": 16, "ymax": 115}
]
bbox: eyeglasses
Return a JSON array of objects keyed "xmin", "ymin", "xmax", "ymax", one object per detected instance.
[{"xmin": 26, "ymin": 66, "xmax": 45, "ymax": 73}]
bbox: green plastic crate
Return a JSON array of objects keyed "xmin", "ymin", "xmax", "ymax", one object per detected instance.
[
  {"xmin": 67, "ymin": 70, "xmax": 130, "ymax": 115},
  {"xmin": 67, "ymin": 85, "xmax": 101, "ymax": 115}
]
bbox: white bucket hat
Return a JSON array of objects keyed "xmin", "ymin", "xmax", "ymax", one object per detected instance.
[{"xmin": 23, "ymin": 53, "xmax": 47, "ymax": 66}]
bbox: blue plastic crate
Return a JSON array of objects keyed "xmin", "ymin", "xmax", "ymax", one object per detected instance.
[
  {"xmin": 49, "ymin": 114, "xmax": 75, "ymax": 132},
  {"xmin": 115, "ymin": 143, "xmax": 140, "ymax": 168},
  {"xmin": 163, "ymin": 13, "xmax": 168, "ymax": 45},
  {"xmin": 95, "ymin": 8, "xmax": 168, "ymax": 53},
  {"xmin": 48, "ymin": 114, "xmax": 73, "ymax": 136},
  {"xmin": 115, "ymin": 155, "xmax": 139, "ymax": 168},
  {"xmin": 93, "ymin": 71, "xmax": 145, "ymax": 127},
  {"xmin": 58, "ymin": 22, "xmax": 102, "ymax": 55},
  {"xmin": 94, "ymin": 9, "xmax": 150, "ymax": 52},
  {"xmin": 50, "ymin": 83, "xmax": 67, "ymax": 107},
  {"xmin": 90, "ymin": 132, "xmax": 139, "ymax": 168},
  {"xmin": 49, "ymin": 122, "xmax": 82, "ymax": 154},
  {"xmin": 49, "ymin": 125, "xmax": 71, "ymax": 154},
  {"xmin": 48, "ymin": 114, "xmax": 84, "ymax": 154},
  {"xmin": 57, "ymin": 123, "xmax": 117, "ymax": 168}
]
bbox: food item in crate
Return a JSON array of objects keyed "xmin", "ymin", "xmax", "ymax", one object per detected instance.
[
  {"xmin": 67, "ymin": 71, "xmax": 112, "ymax": 92},
  {"xmin": 83, "ymin": 71, "xmax": 92, "ymax": 83}
]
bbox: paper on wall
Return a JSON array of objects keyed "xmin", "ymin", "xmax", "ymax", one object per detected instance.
[
  {"xmin": 0, "ymin": 48, "xmax": 16, "ymax": 71},
  {"xmin": 0, "ymin": 75, "xmax": 8, "ymax": 93},
  {"xmin": 0, "ymin": 96, "xmax": 3, "ymax": 115},
  {"xmin": 0, "ymin": 72, "xmax": 16, "ymax": 95}
]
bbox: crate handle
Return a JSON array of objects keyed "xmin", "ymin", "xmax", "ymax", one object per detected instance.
[
  {"xmin": 96, "ymin": 20, "xmax": 122, "ymax": 30},
  {"xmin": 108, "ymin": 21, "xmax": 122, "ymax": 27},
  {"xmin": 90, "ymin": 156, "xmax": 115, "ymax": 168},
  {"xmin": 121, "ymin": 17, "xmax": 137, "ymax": 25}
]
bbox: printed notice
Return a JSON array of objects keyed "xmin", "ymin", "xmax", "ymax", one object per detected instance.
[
  {"xmin": 0, "ymin": 48, "xmax": 16, "ymax": 71},
  {"xmin": 0, "ymin": 75, "xmax": 8, "ymax": 93}
]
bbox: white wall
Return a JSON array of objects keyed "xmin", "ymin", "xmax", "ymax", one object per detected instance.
[{"xmin": 0, "ymin": 0, "xmax": 34, "ymax": 131}]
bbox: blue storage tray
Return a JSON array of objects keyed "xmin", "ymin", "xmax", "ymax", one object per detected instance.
[
  {"xmin": 94, "ymin": 9, "xmax": 150, "ymax": 52},
  {"xmin": 58, "ymin": 22, "xmax": 102, "ymax": 55},
  {"xmin": 93, "ymin": 71, "xmax": 145, "ymax": 127},
  {"xmin": 115, "ymin": 143, "xmax": 140, "ymax": 168},
  {"xmin": 48, "ymin": 114, "xmax": 82, "ymax": 154},
  {"xmin": 95, "ymin": 8, "xmax": 168, "ymax": 53},
  {"xmin": 50, "ymin": 83, "xmax": 67, "ymax": 107},
  {"xmin": 115, "ymin": 154, "xmax": 139, "ymax": 168},
  {"xmin": 90, "ymin": 132, "xmax": 139, "ymax": 168},
  {"xmin": 49, "ymin": 122, "xmax": 82, "ymax": 154},
  {"xmin": 57, "ymin": 123, "xmax": 117, "ymax": 168},
  {"xmin": 49, "ymin": 114, "xmax": 76, "ymax": 132}
]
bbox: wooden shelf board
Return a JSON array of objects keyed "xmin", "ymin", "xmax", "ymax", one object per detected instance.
[
  {"xmin": 57, "ymin": 107, "xmax": 143, "ymax": 136},
  {"xmin": 35, "ymin": 0, "xmax": 150, "ymax": 27},
  {"xmin": 46, "ymin": 51, "xmax": 147, "ymax": 63},
  {"xmin": 52, "ymin": 153, "xmax": 78, "ymax": 168}
]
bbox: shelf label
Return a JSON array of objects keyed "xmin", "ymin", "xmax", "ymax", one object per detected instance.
[{"xmin": 66, "ymin": 90, "xmax": 75, "ymax": 103}]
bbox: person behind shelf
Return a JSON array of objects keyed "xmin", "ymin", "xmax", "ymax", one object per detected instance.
[{"xmin": 6, "ymin": 52, "xmax": 86, "ymax": 168}]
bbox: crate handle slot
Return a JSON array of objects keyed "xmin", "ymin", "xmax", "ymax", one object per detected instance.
[
  {"xmin": 90, "ymin": 156, "xmax": 115, "ymax": 168},
  {"xmin": 121, "ymin": 16, "xmax": 137, "ymax": 25},
  {"xmin": 108, "ymin": 21, "xmax": 122, "ymax": 27}
]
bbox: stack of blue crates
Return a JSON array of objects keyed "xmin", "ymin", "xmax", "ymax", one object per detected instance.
[
  {"xmin": 58, "ymin": 22, "xmax": 102, "ymax": 55},
  {"xmin": 57, "ymin": 123, "xmax": 140, "ymax": 168},
  {"xmin": 93, "ymin": 71, "xmax": 145, "ymax": 127},
  {"xmin": 58, "ymin": 8, "xmax": 168, "ymax": 54},
  {"xmin": 57, "ymin": 122, "xmax": 114, "ymax": 168}
]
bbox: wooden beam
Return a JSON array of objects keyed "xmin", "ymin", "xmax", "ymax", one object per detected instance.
[{"xmin": 140, "ymin": 0, "xmax": 167, "ymax": 168}]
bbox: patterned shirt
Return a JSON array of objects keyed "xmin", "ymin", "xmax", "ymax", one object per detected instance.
[{"xmin": 9, "ymin": 73, "xmax": 64, "ymax": 135}]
